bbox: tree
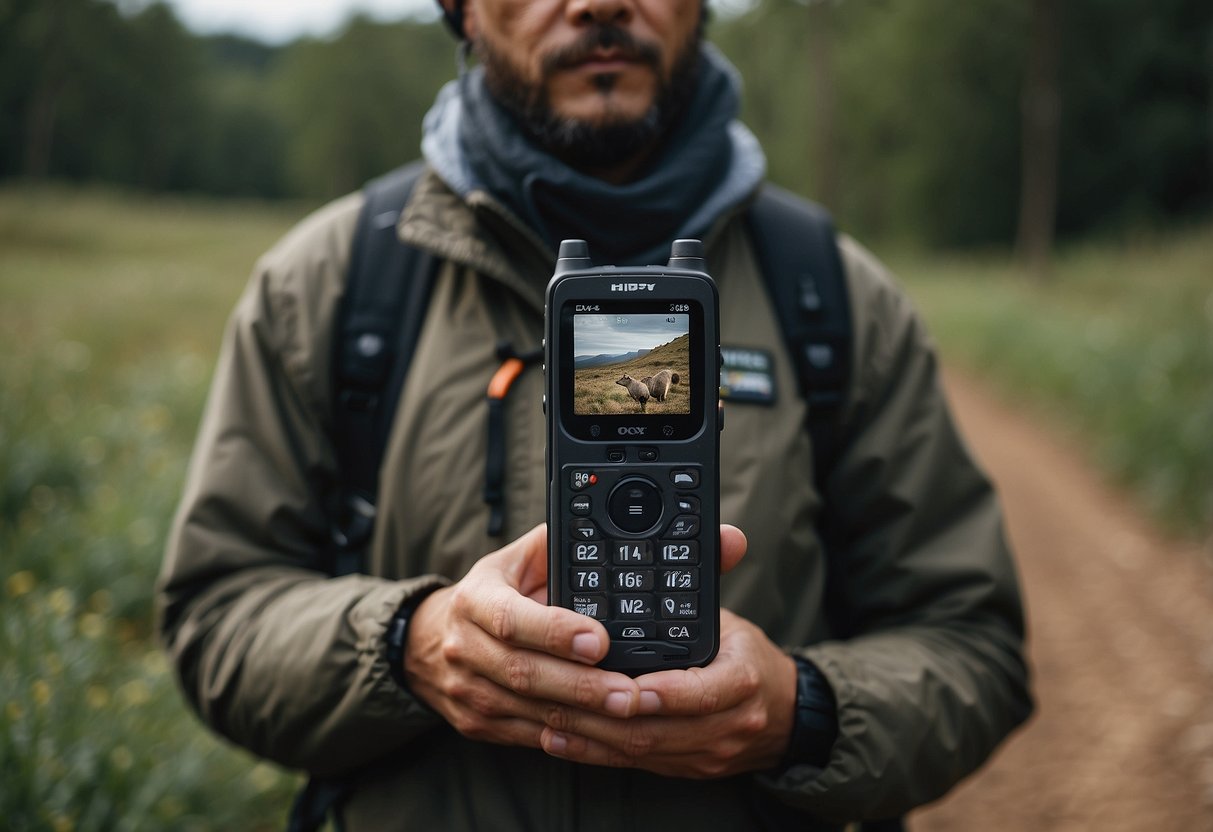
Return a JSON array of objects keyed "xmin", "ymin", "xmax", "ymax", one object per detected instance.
[{"xmin": 1016, "ymin": 0, "xmax": 1062, "ymax": 277}]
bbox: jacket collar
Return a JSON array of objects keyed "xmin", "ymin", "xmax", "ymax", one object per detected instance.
[{"xmin": 398, "ymin": 165, "xmax": 764, "ymax": 314}]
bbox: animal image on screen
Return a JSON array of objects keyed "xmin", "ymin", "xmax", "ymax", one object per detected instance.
[{"xmin": 573, "ymin": 313, "xmax": 691, "ymax": 415}]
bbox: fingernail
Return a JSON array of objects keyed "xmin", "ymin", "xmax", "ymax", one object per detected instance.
[
  {"xmin": 639, "ymin": 691, "xmax": 661, "ymax": 714},
  {"xmin": 572, "ymin": 632, "xmax": 600, "ymax": 662},
  {"xmin": 605, "ymin": 691, "xmax": 632, "ymax": 716},
  {"xmin": 547, "ymin": 732, "xmax": 568, "ymax": 755}
]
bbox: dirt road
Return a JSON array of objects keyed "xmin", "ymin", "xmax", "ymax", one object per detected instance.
[{"xmin": 908, "ymin": 372, "xmax": 1213, "ymax": 831}]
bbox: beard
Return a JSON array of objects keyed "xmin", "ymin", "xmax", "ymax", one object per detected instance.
[{"xmin": 474, "ymin": 20, "xmax": 703, "ymax": 171}]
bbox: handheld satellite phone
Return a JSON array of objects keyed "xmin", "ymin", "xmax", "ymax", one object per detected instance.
[{"xmin": 545, "ymin": 239, "xmax": 721, "ymax": 675}]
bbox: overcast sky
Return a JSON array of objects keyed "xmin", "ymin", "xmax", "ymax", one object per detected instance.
[
  {"xmin": 575, "ymin": 314, "xmax": 688, "ymax": 358},
  {"xmin": 160, "ymin": 0, "xmax": 439, "ymax": 44},
  {"xmin": 154, "ymin": 0, "xmax": 755, "ymax": 45}
]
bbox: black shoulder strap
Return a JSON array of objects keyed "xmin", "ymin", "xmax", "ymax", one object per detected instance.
[
  {"xmin": 746, "ymin": 184, "xmax": 856, "ymax": 639},
  {"xmin": 746, "ymin": 184, "xmax": 853, "ymax": 481},
  {"xmin": 329, "ymin": 161, "xmax": 437, "ymax": 575}
]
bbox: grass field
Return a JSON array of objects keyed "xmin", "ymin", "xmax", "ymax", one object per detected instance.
[
  {"xmin": 889, "ymin": 225, "xmax": 1213, "ymax": 542},
  {"xmin": 574, "ymin": 335, "xmax": 690, "ymax": 415},
  {"xmin": 0, "ymin": 185, "xmax": 306, "ymax": 830},
  {"xmin": 1, "ymin": 184, "xmax": 1209, "ymax": 828}
]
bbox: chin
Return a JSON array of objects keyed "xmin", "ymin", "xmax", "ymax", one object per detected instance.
[{"xmin": 550, "ymin": 74, "xmax": 658, "ymax": 126}]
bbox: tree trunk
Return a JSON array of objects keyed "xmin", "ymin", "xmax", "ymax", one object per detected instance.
[
  {"xmin": 1016, "ymin": 0, "xmax": 1062, "ymax": 279},
  {"xmin": 22, "ymin": 0, "xmax": 67, "ymax": 180},
  {"xmin": 807, "ymin": 0, "xmax": 840, "ymax": 213}
]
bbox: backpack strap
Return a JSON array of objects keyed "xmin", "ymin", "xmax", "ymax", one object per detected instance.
[
  {"xmin": 746, "ymin": 184, "xmax": 856, "ymax": 638},
  {"xmin": 328, "ymin": 161, "xmax": 437, "ymax": 576},
  {"xmin": 746, "ymin": 184, "xmax": 853, "ymax": 478}
]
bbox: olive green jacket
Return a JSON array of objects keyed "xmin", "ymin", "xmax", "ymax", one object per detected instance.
[{"xmin": 158, "ymin": 168, "xmax": 1031, "ymax": 829}]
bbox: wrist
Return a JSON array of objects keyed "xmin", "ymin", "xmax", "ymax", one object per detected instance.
[
  {"xmin": 385, "ymin": 584, "xmax": 445, "ymax": 691},
  {"xmin": 780, "ymin": 655, "xmax": 838, "ymax": 769}
]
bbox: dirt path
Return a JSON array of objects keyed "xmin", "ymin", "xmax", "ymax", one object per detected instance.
[{"xmin": 908, "ymin": 372, "xmax": 1213, "ymax": 831}]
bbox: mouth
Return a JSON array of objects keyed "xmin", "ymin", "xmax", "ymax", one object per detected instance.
[
  {"xmin": 545, "ymin": 26, "xmax": 662, "ymax": 77},
  {"xmin": 569, "ymin": 50, "xmax": 638, "ymax": 74}
]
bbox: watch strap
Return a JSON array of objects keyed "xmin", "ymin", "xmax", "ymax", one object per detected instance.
[{"xmin": 782, "ymin": 655, "xmax": 839, "ymax": 769}]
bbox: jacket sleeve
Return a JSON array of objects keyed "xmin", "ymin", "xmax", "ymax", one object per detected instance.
[
  {"xmin": 759, "ymin": 238, "xmax": 1033, "ymax": 820},
  {"xmin": 156, "ymin": 197, "xmax": 448, "ymax": 777}
]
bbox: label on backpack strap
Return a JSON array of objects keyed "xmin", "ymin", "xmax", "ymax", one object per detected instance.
[{"xmin": 719, "ymin": 347, "xmax": 776, "ymax": 405}]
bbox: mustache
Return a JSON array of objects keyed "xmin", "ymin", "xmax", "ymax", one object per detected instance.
[{"xmin": 542, "ymin": 25, "xmax": 663, "ymax": 74}]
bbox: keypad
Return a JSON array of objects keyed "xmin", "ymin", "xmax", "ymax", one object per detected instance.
[{"xmin": 562, "ymin": 462, "xmax": 703, "ymax": 648}]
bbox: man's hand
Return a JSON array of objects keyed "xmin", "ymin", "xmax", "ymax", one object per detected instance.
[
  {"xmin": 404, "ymin": 523, "xmax": 755, "ymax": 756},
  {"xmin": 537, "ymin": 608, "xmax": 798, "ymax": 778},
  {"xmin": 404, "ymin": 525, "xmax": 638, "ymax": 749}
]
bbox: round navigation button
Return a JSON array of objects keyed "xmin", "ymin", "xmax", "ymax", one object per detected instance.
[{"xmin": 607, "ymin": 477, "xmax": 663, "ymax": 535}]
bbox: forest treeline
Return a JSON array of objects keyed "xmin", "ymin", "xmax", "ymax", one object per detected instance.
[{"xmin": 1, "ymin": 0, "xmax": 1209, "ymax": 248}]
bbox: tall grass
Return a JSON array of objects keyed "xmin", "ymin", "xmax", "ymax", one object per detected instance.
[
  {"xmin": 890, "ymin": 225, "xmax": 1213, "ymax": 543},
  {"xmin": 0, "ymin": 185, "xmax": 306, "ymax": 829}
]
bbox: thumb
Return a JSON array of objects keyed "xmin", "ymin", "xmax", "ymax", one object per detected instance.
[{"xmin": 507, "ymin": 523, "xmax": 550, "ymax": 599}]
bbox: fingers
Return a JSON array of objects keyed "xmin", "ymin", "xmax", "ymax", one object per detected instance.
[
  {"xmin": 454, "ymin": 575, "xmax": 608, "ymax": 665},
  {"xmin": 719, "ymin": 524, "xmax": 748, "ymax": 574}
]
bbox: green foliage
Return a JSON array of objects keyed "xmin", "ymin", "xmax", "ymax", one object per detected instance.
[
  {"xmin": 713, "ymin": 0, "xmax": 1212, "ymax": 247},
  {"xmin": 893, "ymin": 223, "xmax": 1213, "ymax": 539},
  {"xmin": 0, "ymin": 584, "xmax": 300, "ymax": 831},
  {"xmin": 270, "ymin": 16, "xmax": 452, "ymax": 199},
  {"xmin": 0, "ymin": 185, "xmax": 301, "ymax": 828},
  {"xmin": 2, "ymin": 0, "xmax": 1209, "ymax": 244},
  {"xmin": 1055, "ymin": 0, "xmax": 1213, "ymax": 236}
]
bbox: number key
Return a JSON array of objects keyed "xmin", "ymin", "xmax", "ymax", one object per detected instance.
[
  {"xmin": 613, "ymin": 569, "xmax": 654, "ymax": 591},
  {"xmin": 570, "ymin": 568, "xmax": 605, "ymax": 591},
  {"xmin": 659, "ymin": 541, "xmax": 699, "ymax": 564},
  {"xmin": 659, "ymin": 569, "xmax": 698, "ymax": 591}
]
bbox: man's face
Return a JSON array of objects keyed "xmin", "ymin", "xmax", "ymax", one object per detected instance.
[{"xmin": 463, "ymin": 0, "xmax": 705, "ymax": 169}]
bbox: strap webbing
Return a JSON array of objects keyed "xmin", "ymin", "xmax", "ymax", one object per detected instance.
[
  {"xmin": 746, "ymin": 184, "xmax": 856, "ymax": 638},
  {"xmin": 329, "ymin": 161, "xmax": 436, "ymax": 572}
]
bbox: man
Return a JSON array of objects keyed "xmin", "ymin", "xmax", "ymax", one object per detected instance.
[{"xmin": 158, "ymin": 0, "xmax": 1032, "ymax": 828}]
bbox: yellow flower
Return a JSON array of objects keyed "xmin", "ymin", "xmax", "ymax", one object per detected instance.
[
  {"xmin": 79, "ymin": 613, "xmax": 106, "ymax": 640},
  {"xmin": 6, "ymin": 701, "xmax": 24, "ymax": 721},
  {"xmin": 48, "ymin": 587, "xmax": 74, "ymax": 617},
  {"xmin": 85, "ymin": 685, "xmax": 110, "ymax": 710},
  {"xmin": 5, "ymin": 570, "xmax": 36, "ymax": 598},
  {"xmin": 32, "ymin": 680, "xmax": 51, "ymax": 708},
  {"xmin": 118, "ymin": 679, "xmax": 151, "ymax": 708}
]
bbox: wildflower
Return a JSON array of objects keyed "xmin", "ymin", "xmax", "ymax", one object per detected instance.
[
  {"xmin": 79, "ymin": 613, "xmax": 106, "ymax": 640},
  {"xmin": 86, "ymin": 685, "xmax": 110, "ymax": 710},
  {"xmin": 5, "ymin": 570, "xmax": 36, "ymax": 598},
  {"xmin": 32, "ymin": 680, "xmax": 51, "ymax": 708},
  {"xmin": 6, "ymin": 701, "xmax": 24, "ymax": 721},
  {"xmin": 48, "ymin": 587, "xmax": 75, "ymax": 617},
  {"xmin": 118, "ymin": 679, "xmax": 151, "ymax": 708}
]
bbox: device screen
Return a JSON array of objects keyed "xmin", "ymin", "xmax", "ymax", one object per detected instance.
[
  {"xmin": 559, "ymin": 300, "xmax": 704, "ymax": 441},
  {"xmin": 572, "ymin": 312, "xmax": 691, "ymax": 416}
]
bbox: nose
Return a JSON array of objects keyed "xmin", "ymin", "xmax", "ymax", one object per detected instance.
[{"xmin": 567, "ymin": 0, "xmax": 634, "ymax": 27}]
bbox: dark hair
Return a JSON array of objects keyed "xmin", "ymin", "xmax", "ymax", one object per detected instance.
[{"xmin": 438, "ymin": 0, "xmax": 466, "ymax": 39}]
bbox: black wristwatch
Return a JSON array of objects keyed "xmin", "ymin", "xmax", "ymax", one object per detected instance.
[
  {"xmin": 384, "ymin": 585, "xmax": 443, "ymax": 690},
  {"xmin": 781, "ymin": 656, "xmax": 839, "ymax": 769}
]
